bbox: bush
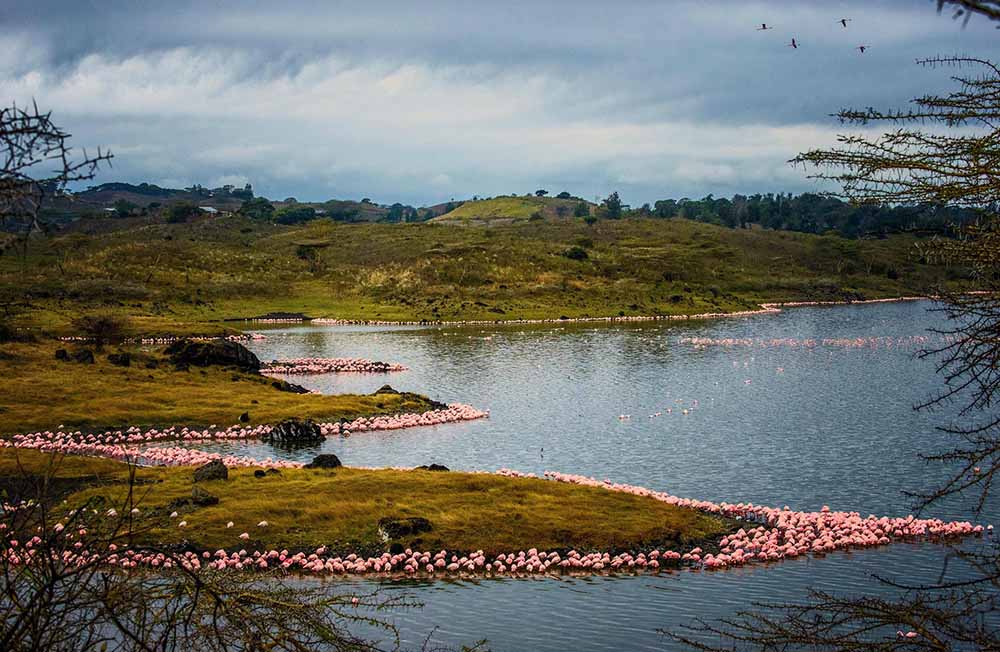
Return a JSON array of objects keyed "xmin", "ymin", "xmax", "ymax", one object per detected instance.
[
  {"xmin": 166, "ymin": 203, "xmax": 201, "ymax": 224},
  {"xmin": 71, "ymin": 313, "xmax": 131, "ymax": 348},
  {"xmin": 562, "ymin": 246, "xmax": 589, "ymax": 261}
]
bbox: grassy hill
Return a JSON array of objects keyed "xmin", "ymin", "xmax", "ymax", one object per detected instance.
[
  {"xmin": 0, "ymin": 214, "xmax": 967, "ymax": 337},
  {"xmin": 433, "ymin": 196, "xmax": 588, "ymax": 225}
]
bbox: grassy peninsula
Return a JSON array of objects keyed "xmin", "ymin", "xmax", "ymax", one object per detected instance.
[{"xmin": 1, "ymin": 449, "xmax": 728, "ymax": 557}]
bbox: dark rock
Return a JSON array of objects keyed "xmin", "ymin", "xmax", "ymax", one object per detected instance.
[
  {"xmin": 239, "ymin": 411, "xmax": 250, "ymax": 423},
  {"xmin": 164, "ymin": 339, "xmax": 261, "ymax": 373},
  {"xmin": 271, "ymin": 379, "xmax": 310, "ymax": 394},
  {"xmin": 107, "ymin": 352, "xmax": 131, "ymax": 367},
  {"xmin": 191, "ymin": 486, "xmax": 219, "ymax": 506},
  {"xmin": 264, "ymin": 418, "xmax": 324, "ymax": 447},
  {"xmin": 193, "ymin": 459, "xmax": 228, "ymax": 482},
  {"xmin": 416, "ymin": 464, "xmax": 450, "ymax": 472},
  {"xmin": 378, "ymin": 516, "xmax": 433, "ymax": 539},
  {"xmin": 253, "ymin": 469, "xmax": 266, "ymax": 478},
  {"xmin": 55, "ymin": 349, "xmax": 70, "ymax": 361},
  {"xmin": 375, "ymin": 384, "xmax": 400, "ymax": 395},
  {"xmin": 388, "ymin": 542, "xmax": 404, "ymax": 555},
  {"xmin": 72, "ymin": 349, "xmax": 95, "ymax": 364},
  {"xmin": 304, "ymin": 454, "xmax": 342, "ymax": 469}
]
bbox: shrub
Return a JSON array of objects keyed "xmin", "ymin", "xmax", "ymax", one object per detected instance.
[
  {"xmin": 71, "ymin": 313, "xmax": 131, "ymax": 348},
  {"xmin": 562, "ymin": 246, "xmax": 589, "ymax": 261}
]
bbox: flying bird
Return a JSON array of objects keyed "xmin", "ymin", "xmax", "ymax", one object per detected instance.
[
  {"xmin": 839, "ymin": 18, "xmax": 851, "ymax": 28},
  {"xmin": 856, "ymin": 45, "xmax": 869, "ymax": 53},
  {"xmin": 757, "ymin": 23, "xmax": 772, "ymax": 30},
  {"xmin": 788, "ymin": 38, "xmax": 798, "ymax": 49}
]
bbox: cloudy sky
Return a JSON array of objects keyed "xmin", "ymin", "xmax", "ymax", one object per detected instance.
[{"xmin": 3, "ymin": 1, "xmax": 997, "ymax": 206}]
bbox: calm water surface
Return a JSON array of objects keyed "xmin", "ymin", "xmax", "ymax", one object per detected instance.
[{"xmin": 195, "ymin": 302, "xmax": 997, "ymax": 650}]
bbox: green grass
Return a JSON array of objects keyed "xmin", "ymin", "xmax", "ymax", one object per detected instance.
[
  {"xmin": 0, "ymin": 340, "xmax": 440, "ymax": 434},
  {"xmin": 433, "ymin": 196, "xmax": 584, "ymax": 224},
  {"xmin": 1, "ymin": 214, "xmax": 967, "ymax": 336},
  {"xmin": 3, "ymin": 449, "xmax": 727, "ymax": 556}
]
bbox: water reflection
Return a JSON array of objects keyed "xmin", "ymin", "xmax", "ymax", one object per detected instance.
[{"xmin": 184, "ymin": 302, "xmax": 997, "ymax": 651}]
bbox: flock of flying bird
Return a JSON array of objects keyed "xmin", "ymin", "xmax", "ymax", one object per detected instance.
[{"xmin": 758, "ymin": 17, "xmax": 869, "ymax": 53}]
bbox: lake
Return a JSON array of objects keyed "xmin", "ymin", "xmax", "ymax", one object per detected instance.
[{"xmin": 191, "ymin": 301, "xmax": 998, "ymax": 650}]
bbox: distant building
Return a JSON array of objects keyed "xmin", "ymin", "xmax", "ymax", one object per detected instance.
[{"xmin": 198, "ymin": 206, "xmax": 219, "ymax": 214}]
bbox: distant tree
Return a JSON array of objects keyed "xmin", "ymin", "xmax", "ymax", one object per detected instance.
[
  {"xmin": 602, "ymin": 192, "xmax": 624, "ymax": 219},
  {"xmin": 71, "ymin": 312, "xmax": 131, "ymax": 348},
  {"xmin": 166, "ymin": 202, "xmax": 201, "ymax": 224},
  {"xmin": 274, "ymin": 206, "xmax": 317, "ymax": 225},
  {"xmin": 283, "ymin": 197, "xmax": 297, "ymax": 204},
  {"xmin": 556, "ymin": 191, "xmax": 572, "ymax": 199},
  {"xmin": 535, "ymin": 189, "xmax": 548, "ymax": 197},
  {"xmin": 230, "ymin": 183, "xmax": 253, "ymax": 200},
  {"xmin": 113, "ymin": 199, "xmax": 138, "ymax": 218},
  {"xmin": 573, "ymin": 202, "xmax": 590, "ymax": 218},
  {"xmin": 583, "ymin": 214, "xmax": 598, "ymax": 226},
  {"xmin": 361, "ymin": 197, "xmax": 372, "ymax": 204},
  {"xmin": 238, "ymin": 197, "xmax": 275, "ymax": 221}
]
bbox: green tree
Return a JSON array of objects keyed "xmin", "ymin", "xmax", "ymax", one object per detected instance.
[
  {"xmin": 573, "ymin": 201, "xmax": 590, "ymax": 218},
  {"xmin": 602, "ymin": 192, "xmax": 623, "ymax": 219},
  {"xmin": 166, "ymin": 202, "xmax": 200, "ymax": 224},
  {"xmin": 238, "ymin": 197, "xmax": 275, "ymax": 221},
  {"xmin": 535, "ymin": 189, "xmax": 548, "ymax": 197}
]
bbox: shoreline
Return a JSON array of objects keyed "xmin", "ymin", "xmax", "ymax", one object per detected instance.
[
  {"xmin": 2, "ymin": 455, "xmax": 987, "ymax": 581},
  {"xmin": 242, "ymin": 295, "xmax": 940, "ymax": 328}
]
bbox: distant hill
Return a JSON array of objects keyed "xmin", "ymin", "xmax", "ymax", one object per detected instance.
[{"xmin": 433, "ymin": 196, "xmax": 591, "ymax": 225}]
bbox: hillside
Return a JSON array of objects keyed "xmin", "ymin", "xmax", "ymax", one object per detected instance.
[
  {"xmin": 433, "ymin": 196, "xmax": 589, "ymax": 225},
  {"xmin": 0, "ymin": 214, "xmax": 967, "ymax": 337}
]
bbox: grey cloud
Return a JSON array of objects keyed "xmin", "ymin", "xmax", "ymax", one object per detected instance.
[{"xmin": 2, "ymin": 0, "xmax": 998, "ymax": 205}]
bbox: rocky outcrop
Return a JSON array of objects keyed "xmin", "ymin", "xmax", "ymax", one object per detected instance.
[
  {"xmin": 263, "ymin": 418, "xmax": 324, "ymax": 447},
  {"xmin": 193, "ymin": 459, "xmax": 228, "ymax": 482},
  {"xmin": 304, "ymin": 454, "xmax": 342, "ymax": 469},
  {"xmin": 165, "ymin": 339, "xmax": 261, "ymax": 373},
  {"xmin": 107, "ymin": 352, "xmax": 131, "ymax": 367},
  {"xmin": 72, "ymin": 349, "xmax": 95, "ymax": 364},
  {"xmin": 191, "ymin": 486, "xmax": 219, "ymax": 506},
  {"xmin": 378, "ymin": 516, "xmax": 432, "ymax": 539},
  {"xmin": 416, "ymin": 463, "xmax": 450, "ymax": 472}
]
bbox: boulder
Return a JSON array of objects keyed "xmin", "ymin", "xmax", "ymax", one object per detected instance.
[
  {"xmin": 239, "ymin": 411, "xmax": 250, "ymax": 423},
  {"xmin": 193, "ymin": 459, "xmax": 228, "ymax": 482},
  {"xmin": 72, "ymin": 349, "xmax": 95, "ymax": 364},
  {"xmin": 304, "ymin": 454, "xmax": 342, "ymax": 469},
  {"xmin": 55, "ymin": 349, "xmax": 69, "ymax": 361},
  {"xmin": 263, "ymin": 418, "xmax": 324, "ymax": 447},
  {"xmin": 416, "ymin": 463, "xmax": 450, "ymax": 472},
  {"xmin": 191, "ymin": 486, "xmax": 219, "ymax": 506},
  {"xmin": 253, "ymin": 469, "xmax": 266, "ymax": 478},
  {"xmin": 375, "ymin": 384, "xmax": 400, "ymax": 395},
  {"xmin": 164, "ymin": 339, "xmax": 261, "ymax": 373},
  {"xmin": 378, "ymin": 516, "xmax": 433, "ymax": 539},
  {"xmin": 271, "ymin": 379, "xmax": 310, "ymax": 394},
  {"xmin": 107, "ymin": 352, "xmax": 131, "ymax": 367}
]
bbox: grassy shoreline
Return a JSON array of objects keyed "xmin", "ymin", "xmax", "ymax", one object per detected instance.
[
  {"xmin": 0, "ymin": 340, "xmax": 444, "ymax": 435},
  {"xmin": 0, "ymin": 449, "xmax": 730, "ymax": 559},
  {"xmin": 2, "ymin": 215, "xmax": 966, "ymax": 339}
]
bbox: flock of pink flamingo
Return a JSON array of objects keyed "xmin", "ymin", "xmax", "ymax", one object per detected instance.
[
  {"xmin": 262, "ymin": 357, "xmax": 407, "ymax": 374},
  {"xmin": 680, "ymin": 334, "xmax": 954, "ymax": 350},
  {"xmin": 3, "ymin": 404, "xmax": 488, "ymax": 467},
  {"xmin": 0, "ymin": 467, "xmax": 988, "ymax": 583}
]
